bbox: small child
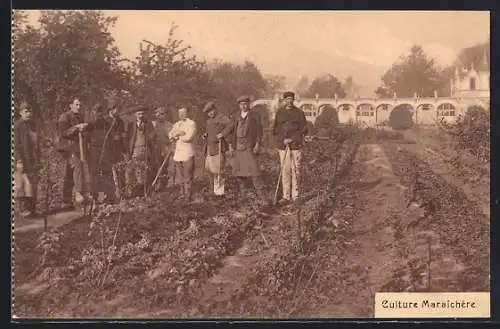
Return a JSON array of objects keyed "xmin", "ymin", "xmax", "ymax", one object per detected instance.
[{"xmin": 14, "ymin": 160, "xmax": 34, "ymax": 217}]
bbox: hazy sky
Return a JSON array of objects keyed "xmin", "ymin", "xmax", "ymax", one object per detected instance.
[{"xmin": 23, "ymin": 10, "xmax": 489, "ymax": 89}]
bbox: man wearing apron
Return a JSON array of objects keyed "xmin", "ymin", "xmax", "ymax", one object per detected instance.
[
  {"xmin": 228, "ymin": 96, "xmax": 267, "ymax": 206},
  {"xmin": 202, "ymin": 101, "xmax": 232, "ymax": 197}
]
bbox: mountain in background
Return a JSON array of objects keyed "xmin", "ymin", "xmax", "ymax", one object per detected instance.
[{"xmin": 280, "ymin": 54, "xmax": 389, "ymax": 98}]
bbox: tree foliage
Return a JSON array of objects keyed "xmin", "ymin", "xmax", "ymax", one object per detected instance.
[
  {"xmin": 375, "ymin": 45, "xmax": 444, "ymax": 98},
  {"xmin": 304, "ymin": 74, "xmax": 346, "ymax": 99},
  {"xmin": 12, "ymin": 11, "xmax": 275, "ymax": 132},
  {"xmin": 13, "ymin": 10, "xmax": 128, "ymax": 124},
  {"xmin": 207, "ymin": 60, "xmax": 268, "ymax": 116}
]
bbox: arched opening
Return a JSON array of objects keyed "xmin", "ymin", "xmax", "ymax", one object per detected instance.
[
  {"xmin": 437, "ymin": 103, "xmax": 456, "ymax": 118},
  {"xmin": 315, "ymin": 104, "xmax": 339, "ymax": 138},
  {"xmin": 470, "ymin": 77, "xmax": 476, "ymax": 90},
  {"xmin": 300, "ymin": 103, "xmax": 317, "ymax": 121},
  {"xmin": 389, "ymin": 104, "xmax": 414, "ymax": 130},
  {"xmin": 337, "ymin": 104, "xmax": 356, "ymax": 125},
  {"xmin": 415, "ymin": 104, "xmax": 434, "ymax": 125},
  {"xmin": 465, "ymin": 105, "xmax": 488, "ymax": 125},
  {"xmin": 337, "ymin": 104, "xmax": 354, "ymax": 112},
  {"xmin": 375, "ymin": 104, "xmax": 392, "ymax": 126},
  {"xmin": 356, "ymin": 103, "xmax": 375, "ymax": 117}
]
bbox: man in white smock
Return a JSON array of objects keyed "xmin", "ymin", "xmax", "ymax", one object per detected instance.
[{"xmin": 169, "ymin": 107, "xmax": 197, "ymax": 202}]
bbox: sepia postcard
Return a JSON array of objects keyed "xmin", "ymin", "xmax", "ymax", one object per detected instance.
[{"xmin": 11, "ymin": 9, "xmax": 490, "ymax": 319}]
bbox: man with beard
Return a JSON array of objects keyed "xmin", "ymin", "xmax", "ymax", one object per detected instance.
[
  {"xmin": 14, "ymin": 101, "xmax": 42, "ymax": 218},
  {"xmin": 90, "ymin": 99, "xmax": 126, "ymax": 203},
  {"xmin": 169, "ymin": 107, "xmax": 197, "ymax": 202},
  {"xmin": 202, "ymin": 101, "xmax": 232, "ymax": 198},
  {"xmin": 272, "ymin": 91, "xmax": 308, "ymax": 204},
  {"xmin": 152, "ymin": 107, "xmax": 174, "ymax": 191},
  {"xmin": 228, "ymin": 96, "xmax": 267, "ymax": 206},
  {"xmin": 57, "ymin": 98, "xmax": 94, "ymax": 208},
  {"xmin": 125, "ymin": 107, "xmax": 157, "ymax": 197}
]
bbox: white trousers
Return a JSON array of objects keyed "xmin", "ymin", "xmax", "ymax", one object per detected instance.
[{"xmin": 278, "ymin": 149, "xmax": 302, "ymax": 201}]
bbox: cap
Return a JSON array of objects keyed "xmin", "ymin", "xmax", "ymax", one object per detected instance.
[
  {"xmin": 131, "ymin": 105, "xmax": 149, "ymax": 113},
  {"xmin": 283, "ymin": 91, "xmax": 295, "ymax": 99},
  {"xmin": 203, "ymin": 101, "xmax": 216, "ymax": 113},
  {"xmin": 237, "ymin": 95, "xmax": 251, "ymax": 103}
]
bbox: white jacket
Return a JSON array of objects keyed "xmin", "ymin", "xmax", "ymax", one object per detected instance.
[{"xmin": 169, "ymin": 118, "xmax": 197, "ymax": 162}]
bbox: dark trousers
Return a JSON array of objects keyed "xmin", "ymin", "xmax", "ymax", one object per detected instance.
[
  {"xmin": 175, "ymin": 157, "xmax": 195, "ymax": 198},
  {"xmin": 62, "ymin": 154, "xmax": 92, "ymax": 203}
]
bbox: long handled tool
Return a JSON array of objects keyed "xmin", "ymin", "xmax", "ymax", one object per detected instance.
[
  {"xmin": 214, "ymin": 139, "xmax": 224, "ymax": 196},
  {"xmin": 149, "ymin": 149, "xmax": 172, "ymax": 195},
  {"xmin": 78, "ymin": 130, "xmax": 92, "ymax": 216},
  {"xmin": 273, "ymin": 145, "xmax": 290, "ymax": 205},
  {"xmin": 97, "ymin": 117, "xmax": 117, "ymax": 175}
]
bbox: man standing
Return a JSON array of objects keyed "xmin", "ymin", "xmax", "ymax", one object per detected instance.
[
  {"xmin": 272, "ymin": 91, "xmax": 308, "ymax": 204},
  {"xmin": 14, "ymin": 101, "xmax": 41, "ymax": 218},
  {"xmin": 169, "ymin": 107, "xmax": 197, "ymax": 202},
  {"xmin": 202, "ymin": 101, "xmax": 232, "ymax": 197},
  {"xmin": 125, "ymin": 107, "xmax": 157, "ymax": 197},
  {"xmin": 57, "ymin": 98, "xmax": 93, "ymax": 208},
  {"xmin": 228, "ymin": 96, "xmax": 267, "ymax": 205},
  {"xmin": 152, "ymin": 107, "xmax": 173, "ymax": 191},
  {"xmin": 91, "ymin": 100, "xmax": 126, "ymax": 203}
]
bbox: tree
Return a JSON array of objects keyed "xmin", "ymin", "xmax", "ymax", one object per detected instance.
[
  {"xmin": 264, "ymin": 74, "xmax": 287, "ymax": 97},
  {"xmin": 304, "ymin": 74, "xmax": 346, "ymax": 99},
  {"xmin": 127, "ymin": 23, "xmax": 211, "ymax": 123},
  {"xmin": 12, "ymin": 10, "xmax": 127, "ymax": 123},
  {"xmin": 375, "ymin": 45, "xmax": 444, "ymax": 98},
  {"xmin": 294, "ymin": 76, "xmax": 309, "ymax": 96},
  {"xmin": 343, "ymin": 76, "xmax": 360, "ymax": 98},
  {"xmin": 208, "ymin": 60, "xmax": 268, "ymax": 114}
]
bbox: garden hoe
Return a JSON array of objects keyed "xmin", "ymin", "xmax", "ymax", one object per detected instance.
[
  {"xmin": 78, "ymin": 130, "xmax": 94, "ymax": 217},
  {"xmin": 214, "ymin": 139, "xmax": 225, "ymax": 196},
  {"xmin": 273, "ymin": 145, "xmax": 289, "ymax": 206},
  {"xmin": 150, "ymin": 148, "xmax": 173, "ymax": 196}
]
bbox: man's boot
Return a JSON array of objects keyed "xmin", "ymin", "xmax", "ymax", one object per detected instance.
[{"xmin": 184, "ymin": 183, "xmax": 192, "ymax": 203}]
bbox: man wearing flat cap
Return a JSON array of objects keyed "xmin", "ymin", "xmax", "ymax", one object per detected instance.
[
  {"xmin": 124, "ymin": 106, "xmax": 157, "ymax": 197},
  {"xmin": 228, "ymin": 96, "xmax": 267, "ymax": 204},
  {"xmin": 169, "ymin": 107, "xmax": 197, "ymax": 202},
  {"xmin": 203, "ymin": 101, "xmax": 232, "ymax": 197},
  {"xmin": 152, "ymin": 107, "xmax": 174, "ymax": 191},
  {"xmin": 272, "ymin": 91, "xmax": 308, "ymax": 204}
]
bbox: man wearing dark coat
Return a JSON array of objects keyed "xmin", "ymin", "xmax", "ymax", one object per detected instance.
[
  {"xmin": 89, "ymin": 100, "xmax": 126, "ymax": 203},
  {"xmin": 228, "ymin": 96, "xmax": 267, "ymax": 204},
  {"xmin": 272, "ymin": 91, "xmax": 308, "ymax": 204},
  {"xmin": 57, "ymin": 98, "xmax": 94, "ymax": 207},
  {"xmin": 124, "ymin": 107, "xmax": 157, "ymax": 197},
  {"xmin": 14, "ymin": 101, "xmax": 42, "ymax": 217},
  {"xmin": 202, "ymin": 101, "xmax": 232, "ymax": 197},
  {"xmin": 152, "ymin": 107, "xmax": 174, "ymax": 191}
]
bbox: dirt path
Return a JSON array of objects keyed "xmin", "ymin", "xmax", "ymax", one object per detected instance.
[
  {"xmin": 14, "ymin": 210, "xmax": 83, "ymax": 234},
  {"xmin": 314, "ymin": 143, "xmax": 406, "ymax": 317}
]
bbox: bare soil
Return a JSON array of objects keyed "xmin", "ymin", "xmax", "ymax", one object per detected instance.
[{"xmin": 12, "ymin": 127, "xmax": 490, "ymax": 319}]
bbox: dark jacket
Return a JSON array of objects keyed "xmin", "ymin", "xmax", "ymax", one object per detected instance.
[
  {"xmin": 126, "ymin": 120, "xmax": 157, "ymax": 165},
  {"xmin": 57, "ymin": 110, "xmax": 89, "ymax": 155},
  {"xmin": 205, "ymin": 112, "xmax": 232, "ymax": 156},
  {"xmin": 227, "ymin": 110, "xmax": 262, "ymax": 151},
  {"xmin": 93, "ymin": 115, "xmax": 126, "ymax": 164},
  {"xmin": 14, "ymin": 119, "xmax": 41, "ymax": 173},
  {"xmin": 272, "ymin": 105, "xmax": 308, "ymax": 150}
]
